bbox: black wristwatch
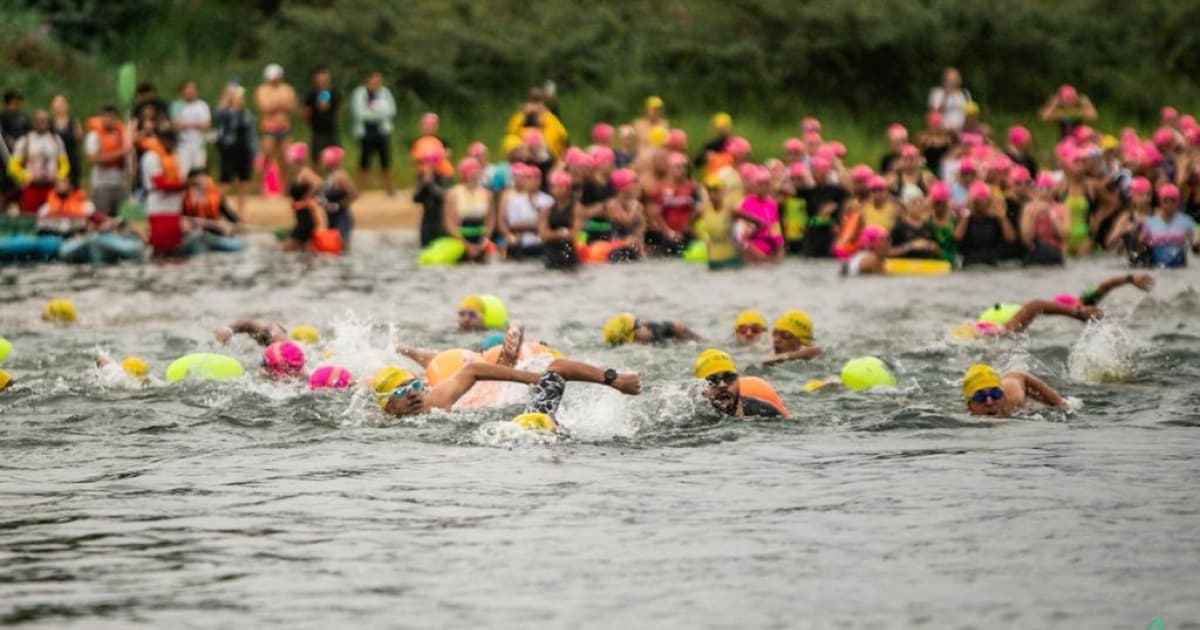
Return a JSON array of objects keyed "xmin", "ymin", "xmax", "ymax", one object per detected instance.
[{"xmin": 603, "ymin": 368, "xmax": 618, "ymax": 385}]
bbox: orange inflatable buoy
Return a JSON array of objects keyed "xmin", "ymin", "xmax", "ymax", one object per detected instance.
[
  {"xmin": 831, "ymin": 208, "xmax": 861, "ymax": 260},
  {"xmin": 583, "ymin": 240, "xmax": 614, "ymax": 264},
  {"xmin": 425, "ymin": 349, "xmax": 482, "ymax": 386},
  {"xmin": 739, "ymin": 376, "xmax": 788, "ymax": 417},
  {"xmin": 310, "ymin": 228, "xmax": 343, "ymax": 254},
  {"xmin": 481, "ymin": 342, "xmax": 563, "ymax": 365}
]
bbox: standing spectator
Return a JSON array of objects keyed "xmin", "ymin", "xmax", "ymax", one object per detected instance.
[
  {"xmin": 694, "ymin": 112, "xmax": 733, "ymax": 180},
  {"xmin": 927, "ymin": 68, "xmax": 972, "ymax": 133},
  {"xmin": 1004, "ymin": 126, "xmax": 1038, "ymax": 176},
  {"xmin": 410, "ymin": 113, "xmax": 453, "ymax": 179},
  {"xmin": 1039, "ymin": 84, "xmax": 1098, "ymax": 140},
  {"xmin": 798, "ymin": 156, "xmax": 846, "ymax": 258},
  {"xmin": 413, "ymin": 148, "xmax": 451, "ymax": 247},
  {"xmin": 303, "ymin": 67, "xmax": 341, "ymax": 159},
  {"xmin": 214, "ymin": 84, "xmax": 257, "ymax": 214},
  {"xmin": 505, "ymin": 88, "xmax": 567, "ymax": 160},
  {"xmin": 1020, "ymin": 173, "xmax": 1070, "ymax": 265},
  {"xmin": 255, "ymin": 64, "xmax": 297, "ymax": 181},
  {"xmin": 1, "ymin": 89, "xmax": 29, "ymax": 211},
  {"xmin": 633, "ymin": 96, "xmax": 670, "ymax": 151},
  {"xmin": 1141, "ymin": 184, "xmax": 1196, "ymax": 268},
  {"xmin": 141, "ymin": 129, "xmax": 193, "ymax": 256},
  {"xmin": 9, "ymin": 109, "xmax": 69, "ymax": 214},
  {"xmin": 84, "ymin": 105, "xmax": 131, "ymax": 217},
  {"xmin": 49, "ymin": 95, "xmax": 83, "ymax": 188},
  {"xmin": 131, "ymin": 83, "xmax": 169, "ymax": 123},
  {"xmin": 349, "ymin": 71, "xmax": 396, "ymax": 194},
  {"xmin": 954, "ymin": 181, "xmax": 1016, "ymax": 266},
  {"xmin": 171, "ymin": 80, "xmax": 211, "ymax": 170}
]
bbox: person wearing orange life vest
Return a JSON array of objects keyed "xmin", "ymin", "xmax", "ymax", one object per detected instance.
[
  {"xmin": 695, "ymin": 349, "xmax": 788, "ymax": 419},
  {"xmin": 84, "ymin": 105, "xmax": 131, "ymax": 217},
  {"xmin": 9, "ymin": 109, "xmax": 70, "ymax": 214},
  {"xmin": 141, "ymin": 128, "xmax": 196, "ymax": 256},
  {"xmin": 36, "ymin": 178, "xmax": 98, "ymax": 237},
  {"xmin": 182, "ymin": 168, "xmax": 242, "ymax": 240}
]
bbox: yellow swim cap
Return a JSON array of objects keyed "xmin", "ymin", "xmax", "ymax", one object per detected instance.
[
  {"xmin": 645, "ymin": 95, "xmax": 664, "ymax": 112},
  {"xmin": 119, "ymin": 356, "xmax": 148, "ymax": 380},
  {"xmin": 734, "ymin": 310, "xmax": 767, "ymax": 331},
  {"xmin": 773, "ymin": 310, "xmax": 813, "ymax": 345},
  {"xmin": 965, "ymin": 101, "xmax": 981, "ymax": 116},
  {"xmin": 603, "ymin": 313, "xmax": 636, "ymax": 346},
  {"xmin": 289, "ymin": 326, "xmax": 320, "ymax": 344},
  {"xmin": 0, "ymin": 368, "xmax": 11, "ymax": 392},
  {"xmin": 1101, "ymin": 134, "xmax": 1119, "ymax": 151},
  {"xmin": 962, "ymin": 364, "xmax": 1001, "ymax": 400},
  {"xmin": 374, "ymin": 365, "xmax": 415, "ymax": 407},
  {"xmin": 512, "ymin": 412, "xmax": 556, "ymax": 432},
  {"xmin": 501, "ymin": 134, "xmax": 523, "ymax": 156},
  {"xmin": 949, "ymin": 323, "xmax": 978, "ymax": 340},
  {"xmin": 647, "ymin": 125, "xmax": 669, "ymax": 147},
  {"xmin": 459, "ymin": 295, "xmax": 484, "ymax": 314},
  {"xmin": 43, "ymin": 298, "xmax": 77, "ymax": 323},
  {"xmin": 694, "ymin": 348, "xmax": 736, "ymax": 380},
  {"xmin": 711, "ymin": 112, "xmax": 732, "ymax": 130}
]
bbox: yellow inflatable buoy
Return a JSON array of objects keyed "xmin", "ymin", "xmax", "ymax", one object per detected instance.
[
  {"xmin": 0, "ymin": 336, "xmax": 11, "ymax": 363},
  {"xmin": 512, "ymin": 412, "xmax": 557, "ymax": 432},
  {"xmin": 839, "ymin": 357, "xmax": 896, "ymax": 391},
  {"xmin": 42, "ymin": 298, "xmax": 77, "ymax": 323},
  {"xmin": 978, "ymin": 303, "xmax": 1022, "ymax": 326},
  {"xmin": 883, "ymin": 258, "xmax": 952, "ymax": 276}
]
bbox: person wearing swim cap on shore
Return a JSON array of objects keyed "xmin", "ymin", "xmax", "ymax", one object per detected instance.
[
  {"xmin": 962, "ymin": 364, "xmax": 1068, "ymax": 417},
  {"xmin": 694, "ymin": 349, "xmax": 788, "ymax": 418},
  {"xmin": 733, "ymin": 310, "xmax": 767, "ymax": 345},
  {"xmin": 763, "ymin": 310, "xmax": 822, "ymax": 365},
  {"xmin": 841, "ymin": 224, "xmax": 890, "ymax": 275},
  {"xmin": 214, "ymin": 318, "xmax": 315, "ymax": 347},
  {"xmin": 602, "ymin": 313, "xmax": 698, "ymax": 346},
  {"xmin": 952, "ymin": 273, "xmax": 1154, "ymax": 339}
]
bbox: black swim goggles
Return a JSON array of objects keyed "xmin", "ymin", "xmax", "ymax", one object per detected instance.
[{"xmin": 705, "ymin": 371, "xmax": 738, "ymax": 387}]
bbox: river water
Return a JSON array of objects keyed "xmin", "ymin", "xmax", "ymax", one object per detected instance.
[{"xmin": 1, "ymin": 235, "xmax": 1198, "ymax": 629}]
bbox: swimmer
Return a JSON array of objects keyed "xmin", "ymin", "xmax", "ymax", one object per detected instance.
[
  {"xmin": 0, "ymin": 369, "xmax": 12, "ymax": 392},
  {"xmin": 695, "ymin": 349, "xmax": 788, "ymax": 418},
  {"xmin": 962, "ymin": 364, "xmax": 1068, "ymax": 417},
  {"xmin": 400, "ymin": 322, "xmax": 526, "ymax": 369},
  {"xmin": 380, "ymin": 356, "xmax": 640, "ymax": 429},
  {"xmin": 603, "ymin": 313, "xmax": 699, "ymax": 346},
  {"xmin": 763, "ymin": 310, "xmax": 822, "ymax": 365},
  {"xmin": 261, "ymin": 341, "xmax": 306, "ymax": 379},
  {"xmin": 214, "ymin": 319, "xmax": 289, "ymax": 346},
  {"xmin": 955, "ymin": 273, "xmax": 1155, "ymax": 338},
  {"xmin": 456, "ymin": 295, "xmax": 508, "ymax": 332},
  {"xmin": 733, "ymin": 310, "xmax": 767, "ymax": 345},
  {"xmin": 94, "ymin": 353, "xmax": 150, "ymax": 384}
]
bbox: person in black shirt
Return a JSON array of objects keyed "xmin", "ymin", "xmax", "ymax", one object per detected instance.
[
  {"xmin": 131, "ymin": 83, "xmax": 169, "ymax": 124},
  {"xmin": 890, "ymin": 199, "xmax": 942, "ymax": 259},
  {"xmin": 303, "ymin": 67, "xmax": 341, "ymax": 159},
  {"xmin": 692, "ymin": 112, "xmax": 732, "ymax": 170},
  {"xmin": 799, "ymin": 156, "xmax": 847, "ymax": 258},
  {"xmin": 1, "ymin": 89, "xmax": 29, "ymax": 210},
  {"xmin": 413, "ymin": 152, "xmax": 450, "ymax": 247},
  {"xmin": 955, "ymin": 181, "xmax": 1016, "ymax": 266}
]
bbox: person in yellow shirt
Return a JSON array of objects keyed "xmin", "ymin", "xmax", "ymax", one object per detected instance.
[
  {"xmin": 632, "ymin": 96, "xmax": 670, "ymax": 151},
  {"xmin": 506, "ymin": 88, "xmax": 568, "ymax": 160}
]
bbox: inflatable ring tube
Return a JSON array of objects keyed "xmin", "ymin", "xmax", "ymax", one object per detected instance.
[
  {"xmin": 95, "ymin": 233, "xmax": 144, "ymax": 261},
  {"xmin": 839, "ymin": 356, "xmax": 896, "ymax": 391},
  {"xmin": 165, "ymin": 353, "xmax": 244, "ymax": 383},
  {"xmin": 682, "ymin": 240, "xmax": 708, "ymax": 263},
  {"xmin": 583, "ymin": 240, "xmax": 614, "ymax": 264},
  {"xmin": 738, "ymin": 376, "xmax": 788, "ymax": 417},
  {"xmin": 201, "ymin": 233, "xmax": 245, "ymax": 253},
  {"xmin": 418, "ymin": 237, "xmax": 465, "ymax": 266},
  {"xmin": 478, "ymin": 295, "xmax": 508, "ymax": 330},
  {"xmin": 481, "ymin": 342, "xmax": 563, "ymax": 364},
  {"xmin": 57, "ymin": 236, "xmax": 93, "ymax": 264},
  {"xmin": 978, "ymin": 303, "xmax": 1022, "ymax": 326},
  {"xmin": 311, "ymin": 228, "xmax": 343, "ymax": 254},
  {"xmin": 425, "ymin": 349, "xmax": 482, "ymax": 387},
  {"xmin": 883, "ymin": 258, "xmax": 951, "ymax": 276}
]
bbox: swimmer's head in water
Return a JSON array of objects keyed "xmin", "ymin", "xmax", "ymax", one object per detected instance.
[
  {"xmin": 734, "ymin": 310, "xmax": 767, "ymax": 344},
  {"xmin": 0, "ymin": 368, "xmax": 11, "ymax": 392},
  {"xmin": 383, "ymin": 377, "xmax": 426, "ymax": 417},
  {"xmin": 119, "ymin": 356, "xmax": 148, "ymax": 381},
  {"xmin": 963, "ymin": 364, "xmax": 1004, "ymax": 415},
  {"xmin": 458, "ymin": 295, "xmax": 485, "ymax": 331},
  {"xmin": 603, "ymin": 313, "xmax": 637, "ymax": 346},
  {"xmin": 309, "ymin": 365, "xmax": 352, "ymax": 390},
  {"xmin": 373, "ymin": 366, "xmax": 413, "ymax": 408},
  {"xmin": 42, "ymin": 298, "xmax": 77, "ymax": 324},
  {"xmin": 1053, "ymin": 293, "xmax": 1082, "ymax": 309},
  {"xmin": 695, "ymin": 349, "xmax": 739, "ymax": 414},
  {"xmin": 262, "ymin": 341, "xmax": 305, "ymax": 378},
  {"xmin": 512, "ymin": 412, "xmax": 557, "ymax": 433},
  {"xmin": 772, "ymin": 310, "xmax": 813, "ymax": 352},
  {"xmin": 289, "ymin": 325, "xmax": 320, "ymax": 345}
]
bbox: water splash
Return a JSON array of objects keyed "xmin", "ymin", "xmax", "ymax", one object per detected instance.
[{"xmin": 1067, "ymin": 320, "xmax": 1143, "ymax": 384}]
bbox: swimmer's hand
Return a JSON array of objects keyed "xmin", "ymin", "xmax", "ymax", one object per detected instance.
[
  {"xmin": 213, "ymin": 326, "xmax": 234, "ymax": 345},
  {"xmin": 1130, "ymin": 273, "xmax": 1154, "ymax": 291},
  {"xmin": 611, "ymin": 373, "xmax": 641, "ymax": 396},
  {"xmin": 1077, "ymin": 306, "xmax": 1103, "ymax": 322},
  {"xmin": 762, "ymin": 354, "xmax": 790, "ymax": 366}
]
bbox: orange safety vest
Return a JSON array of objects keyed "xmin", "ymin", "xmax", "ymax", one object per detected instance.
[
  {"xmin": 144, "ymin": 138, "xmax": 183, "ymax": 190},
  {"xmin": 87, "ymin": 117, "xmax": 126, "ymax": 168},
  {"xmin": 43, "ymin": 189, "xmax": 90, "ymax": 218},
  {"xmin": 182, "ymin": 182, "xmax": 223, "ymax": 220}
]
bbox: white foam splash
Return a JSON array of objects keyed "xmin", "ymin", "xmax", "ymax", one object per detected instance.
[
  {"xmin": 1067, "ymin": 320, "xmax": 1143, "ymax": 384},
  {"xmin": 473, "ymin": 421, "xmax": 559, "ymax": 447}
]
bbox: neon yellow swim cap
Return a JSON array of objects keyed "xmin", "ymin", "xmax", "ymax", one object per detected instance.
[
  {"xmin": 645, "ymin": 95, "xmax": 664, "ymax": 113},
  {"xmin": 43, "ymin": 298, "xmax": 77, "ymax": 323},
  {"xmin": 119, "ymin": 356, "xmax": 148, "ymax": 380},
  {"xmin": 512, "ymin": 412, "xmax": 556, "ymax": 432},
  {"xmin": 694, "ymin": 349, "xmax": 736, "ymax": 380},
  {"xmin": 603, "ymin": 313, "xmax": 636, "ymax": 346},
  {"xmin": 711, "ymin": 112, "xmax": 732, "ymax": 130},
  {"xmin": 647, "ymin": 125, "xmax": 669, "ymax": 147},
  {"xmin": 734, "ymin": 310, "xmax": 767, "ymax": 331},
  {"xmin": 839, "ymin": 357, "xmax": 896, "ymax": 391},
  {"xmin": 773, "ymin": 310, "xmax": 813, "ymax": 345},
  {"xmin": 962, "ymin": 364, "xmax": 1001, "ymax": 400},
  {"xmin": 289, "ymin": 326, "xmax": 320, "ymax": 344},
  {"xmin": 0, "ymin": 336, "xmax": 11, "ymax": 363},
  {"xmin": 373, "ymin": 366, "xmax": 415, "ymax": 408}
]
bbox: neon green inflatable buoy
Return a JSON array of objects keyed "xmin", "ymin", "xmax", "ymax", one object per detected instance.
[
  {"xmin": 165, "ymin": 353, "xmax": 245, "ymax": 383},
  {"xmin": 978, "ymin": 303, "xmax": 1022, "ymax": 326},
  {"xmin": 478, "ymin": 294, "xmax": 509, "ymax": 330},
  {"xmin": 418, "ymin": 237, "xmax": 465, "ymax": 266},
  {"xmin": 0, "ymin": 336, "xmax": 11, "ymax": 363},
  {"xmin": 839, "ymin": 356, "xmax": 896, "ymax": 391},
  {"xmin": 682, "ymin": 240, "xmax": 708, "ymax": 264}
]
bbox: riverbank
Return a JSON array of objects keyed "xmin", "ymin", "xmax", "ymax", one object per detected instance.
[{"xmin": 239, "ymin": 190, "xmax": 421, "ymax": 230}]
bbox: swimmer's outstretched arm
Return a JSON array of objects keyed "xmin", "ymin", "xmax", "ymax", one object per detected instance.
[
  {"xmin": 214, "ymin": 319, "xmax": 287, "ymax": 346},
  {"xmin": 394, "ymin": 344, "xmax": 437, "ymax": 369},
  {"xmin": 1004, "ymin": 300, "xmax": 1101, "ymax": 334},
  {"xmin": 424, "ymin": 363, "xmax": 542, "ymax": 411},
  {"xmin": 671, "ymin": 322, "xmax": 700, "ymax": 341},
  {"xmin": 543, "ymin": 359, "xmax": 641, "ymax": 395},
  {"xmin": 1012, "ymin": 371, "xmax": 1069, "ymax": 409},
  {"xmin": 762, "ymin": 346, "xmax": 822, "ymax": 365},
  {"xmin": 1083, "ymin": 273, "xmax": 1154, "ymax": 305}
]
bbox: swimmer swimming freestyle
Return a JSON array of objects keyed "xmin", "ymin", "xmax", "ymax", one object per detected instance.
[
  {"xmin": 694, "ymin": 349, "xmax": 788, "ymax": 418},
  {"xmin": 952, "ymin": 273, "xmax": 1155, "ymax": 338},
  {"xmin": 961, "ymin": 363, "xmax": 1068, "ymax": 417},
  {"xmin": 214, "ymin": 319, "xmax": 322, "ymax": 347},
  {"xmin": 763, "ymin": 310, "xmax": 822, "ymax": 365},
  {"xmin": 603, "ymin": 313, "xmax": 699, "ymax": 346}
]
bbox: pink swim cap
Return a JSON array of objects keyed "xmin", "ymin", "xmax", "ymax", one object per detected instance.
[
  {"xmin": 801, "ymin": 116, "xmax": 821, "ymax": 133},
  {"xmin": 1181, "ymin": 115, "xmax": 1197, "ymax": 131},
  {"xmin": 421, "ymin": 146, "xmax": 445, "ymax": 163},
  {"xmin": 591, "ymin": 123, "xmax": 614, "ymax": 144},
  {"xmin": 285, "ymin": 142, "xmax": 309, "ymax": 166},
  {"xmin": 1058, "ymin": 84, "xmax": 1077, "ymax": 102},
  {"xmin": 1007, "ymin": 125, "xmax": 1032, "ymax": 149},
  {"xmin": 1140, "ymin": 144, "xmax": 1162, "ymax": 169},
  {"xmin": 850, "ymin": 164, "xmax": 874, "ymax": 183},
  {"xmin": 1152, "ymin": 127, "xmax": 1176, "ymax": 149},
  {"xmin": 263, "ymin": 341, "xmax": 305, "ymax": 376},
  {"xmin": 320, "ymin": 146, "xmax": 344, "ymax": 169},
  {"xmin": 1034, "ymin": 172, "xmax": 1057, "ymax": 190},
  {"xmin": 726, "ymin": 136, "xmax": 751, "ymax": 158},
  {"xmin": 467, "ymin": 141, "xmax": 487, "ymax": 159},
  {"xmin": 589, "ymin": 145, "xmax": 615, "ymax": 167},
  {"xmin": 1073, "ymin": 125, "xmax": 1094, "ymax": 142},
  {"xmin": 858, "ymin": 224, "xmax": 888, "ymax": 249},
  {"xmin": 867, "ymin": 175, "xmax": 887, "ymax": 191},
  {"xmin": 960, "ymin": 132, "xmax": 984, "ymax": 148},
  {"xmin": 667, "ymin": 151, "xmax": 688, "ymax": 168},
  {"xmin": 803, "ymin": 130, "xmax": 822, "ymax": 145},
  {"xmin": 667, "ymin": 128, "xmax": 688, "ymax": 151},
  {"xmin": 828, "ymin": 141, "xmax": 847, "ymax": 158},
  {"xmin": 968, "ymin": 181, "xmax": 991, "ymax": 201},
  {"xmin": 887, "ymin": 123, "xmax": 908, "ymax": 142},
  {"xmin": 457, "ymin": 157, "xmax": 482, "ymax": 178},
  {"xmin": 810, "ymin": 156, "xmax": 832, "ymax": 174},
  {"xmin": 736, "ymin": 162, "xmax": 759, "ymax": 183},
  {"xmin": 1158, "ymin": 183, "xmax": 1180, "ymax": 200},
  {"xmin": 564, "ymin": 147, "xmax": 592, "ymax": 168},
  {"xmin": 899, "ymin": 143, "xmax": 920, "ymax": 159},
  {"xmin": 1129, "ymin": 176, "xmax": 1152, "ymax": 196},
  {"xmin": 1053, "ymin": 293, "xmax": 1082, "ymax": 309},
  {"xmin": 788, "ymin": 161, "xmax": 809, "ymax": 179},
  {"xmin": 1186, "ymin": 127, "xmax": 1200, "ymax": 148},
  {"xmin": 958, "ymin": 158, "xmax": 977, "ymax": 175},
  {"xmin": 928, "ymin": 181, "xmax": 951, "ymax": 202},
  {"xmin": 549, "ymin": 170, "xmax": 572, "ymax": 190},
  {"xmin": 783, "ymin": 138, "xmax": 804, "ymax": 153},
  {"xmin": 749, "ymin": 166, "xmax": 772, "ymax": 185},
  {"xmin": 987, "ymin": 155, "xmax": 1012, "ymax": 174},
  {"xmin": 308, "ymin": 365, "xmax": 352, "ymax": 390},
  {"xmin": 610, "ymin": 168, "xmax": 637, "ymax": 191},
  {"xmin": 925, "ymin": 110, "xmax": 942, "ymax": 128},
  {"xmin": 522, "ymin": 128, "xmax": 544, "ymax": 147},
  {"xmin": 973, "ymin": 321, "xmax": 1004, "ymax": 337},
  {"xmin": 1007, "ymin": 165, "xmax": 1031, "ymax": 185},
  {"xmin": 1162, "ymin": 106, "xmax": 1179, "ymax": 123}
]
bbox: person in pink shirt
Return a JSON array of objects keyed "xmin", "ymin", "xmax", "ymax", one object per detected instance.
[{"xmin": 738, "ymin": 166, "xmax": 784, "ymax": 262}]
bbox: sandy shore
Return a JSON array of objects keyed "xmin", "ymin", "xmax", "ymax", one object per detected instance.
[{"xmin": 238, "ymin": 190, "xmax": 421, "ymax": 230}]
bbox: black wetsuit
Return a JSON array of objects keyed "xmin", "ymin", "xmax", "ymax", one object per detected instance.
[{"xmin": 543, "ymin": 196, "xmax": 577, "ymax": 270}]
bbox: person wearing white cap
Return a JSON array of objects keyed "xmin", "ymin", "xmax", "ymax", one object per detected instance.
[{"xmin": 254, "ymin": 63, "xmax": 297, "ymax": 182}]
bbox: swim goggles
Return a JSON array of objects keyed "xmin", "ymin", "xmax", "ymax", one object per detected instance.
[
  {"xmin": 458, "ymin": 309, "xmax": 482, "ymax": 321},
  {"xmin": 389, "ymin": 379, "xmax": 426, "ymax": 400},
  {"xmin": 970, "ymin": 387, "xmax": 1005, "ymax": 404},
  {"xmin": 705, "ymin": 371, "xmax": 738, "ymax": 387},
  {"xmin": 736, "ymin": 324, "xmax": 764, "ymax": 336}
]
